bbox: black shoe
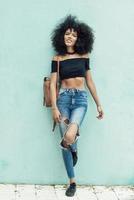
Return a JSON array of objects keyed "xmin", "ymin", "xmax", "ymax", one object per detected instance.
[
  {"xmin": 71, "ymin": 151, "xmax": 78, "ymax": 166},
  {"xmin": 65, "ymin": 182, "xmax": 76, "ymax": 197}
]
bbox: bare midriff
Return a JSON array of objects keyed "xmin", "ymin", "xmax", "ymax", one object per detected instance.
[
  {"xmin": 61, "ymin": 77, "xmax": 85, "ymax": 89},
  {"xmin": 59, "ymin": 54, "xmax": 87, "ymax": 90}
]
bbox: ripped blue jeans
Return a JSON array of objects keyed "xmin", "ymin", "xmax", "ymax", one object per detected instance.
[{"xmin": 56, "ymin": 87, "xmax": 88, "ymax": 179}]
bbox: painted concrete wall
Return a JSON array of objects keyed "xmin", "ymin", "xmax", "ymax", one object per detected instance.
[{"xmin": 0, "ymin": 0, "xmax": 134, "ymax": 185}]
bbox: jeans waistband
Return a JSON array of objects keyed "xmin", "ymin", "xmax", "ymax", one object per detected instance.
[{"xmin": 59, "ymin": 87, "xmax": 86, "ymax": 93}]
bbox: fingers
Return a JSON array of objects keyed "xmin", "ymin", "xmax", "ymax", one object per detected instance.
[
  {"xmin": 54, "ymin": 118, "xmax": 59, "ymax": 123},
  {"xmin": 52, "ymin": 109, "xmax": 62, "ymax": 123},
  {"xmin": 96, "ymin": 110, "xmax": 104, "ymax": 119},
  {"xmin": 57, "ymin": 117, "xmax": 61, "ymax": 123},
  {"xmin": 55, "ymin": 115, "xmax": 62, "ymax": 123},
  {"xmin": 96, "ymin": 115, "xmax": 103, "ymax": 119}
]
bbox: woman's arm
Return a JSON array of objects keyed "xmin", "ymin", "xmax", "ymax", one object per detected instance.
[
  {"xmin": 82, "ymin": 53, "xmax": 102, "ymax": 107},
  {"xmin": 85, "ymin": 70, "xmax": 101, "ymax": 107},
  {"xmin": 85, "ymin": 69, "xmax": 104, "ymax": 119},
  {"xmin": 50, "ymin": 73, "xmax": 58, "ymax": 110},
  {"xmin": 50, "ymin": 56, "xmax": 59, "ymax": 109},
  {"xmin": 50, "ymin": 56, "xmax": 61, "ymax": 122}
]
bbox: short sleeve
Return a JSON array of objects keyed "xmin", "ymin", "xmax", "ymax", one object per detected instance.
[
  {"xmin": 51, "ymin": 60, "xmax": 58, "ymax": 73},
  {"xmin": 85, "ymin": 58, "xmax": 91, "ymax": 70}
]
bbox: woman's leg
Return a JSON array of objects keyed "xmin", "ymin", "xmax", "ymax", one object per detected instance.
[
  {"xmin": 62, "ymin": 106, "xmax": 88, "ymax": 146},
  {"xmin": 58, "ymin": 116, "xmax": 76, "ymax": 180},
  {"xmin": 58, "ymin": 106, "xmax": 87, "ymax": 183},
  {"xmin": 57, "ymin": 88, "xmax": 88, "ymax": 184}
]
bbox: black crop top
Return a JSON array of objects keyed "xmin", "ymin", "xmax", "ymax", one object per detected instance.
[{"xmin": 51, "ymin": 57, "xmax": 90, "ymax": 80}]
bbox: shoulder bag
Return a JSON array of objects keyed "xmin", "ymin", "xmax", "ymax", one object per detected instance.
[{"xmin": 43, "ymin": 55, "xmax": 61, "ymax": 132}]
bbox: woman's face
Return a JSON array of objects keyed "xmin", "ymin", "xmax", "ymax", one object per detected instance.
[{"xmin": 64, "ymin": 28, "xmax": 78, "ymax": 47}]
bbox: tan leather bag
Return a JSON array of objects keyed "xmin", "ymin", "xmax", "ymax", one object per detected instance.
[
  {"xmin": 43, "ymin": 56, "xmax": 61, "ymax": 131},
  {"xmin": 43, "ymin": 56, "xmax": 60, "ymax": 107}
]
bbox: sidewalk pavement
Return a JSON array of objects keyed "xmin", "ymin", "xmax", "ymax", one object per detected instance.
[{"xmin": 0, "ymin": 184, "xmax": 134, "ymax": 200}]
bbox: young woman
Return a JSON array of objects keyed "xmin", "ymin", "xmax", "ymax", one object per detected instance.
[{"xmin": 50, "ymin": 14, "xmax": 104, "ymax": 197}]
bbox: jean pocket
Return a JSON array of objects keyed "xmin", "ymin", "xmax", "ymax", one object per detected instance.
[
  {"xmin": 79, "ymin": 92, "xmax": 87, "ymax": 98},
  {"xmin": 58, "ymin": 90, "xmax": 67, "ymax": 96}
]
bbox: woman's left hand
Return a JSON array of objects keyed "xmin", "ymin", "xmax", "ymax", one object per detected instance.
[{"xmin": 96, "ymin": 105, "xmax": 104, "ymax": 119}]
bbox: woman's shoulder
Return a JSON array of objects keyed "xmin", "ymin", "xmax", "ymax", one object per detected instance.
[
  {"xmin": 52, "ymin": 54, "xmax": 59, "ymax": 61},
  {"xmin": 80, "ymin": 53, "xmax": 90, "ymax": 58},
  {"xmin": 63, "ymin": 53, "xmax": 90, "ymax": 59},
  {"xmin": 52, "ymin": 53, "xmax": 90, "ymax": 61}
]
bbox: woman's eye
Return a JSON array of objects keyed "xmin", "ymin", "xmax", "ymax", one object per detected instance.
[{"xmin": 65, "ymin": 32, "xmax": 77, "ymax": 38}]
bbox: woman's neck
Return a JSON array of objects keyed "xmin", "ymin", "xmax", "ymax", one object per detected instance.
[{"xmin": 66, "ymin": 47, "xmax": 75, "ymax": 54}]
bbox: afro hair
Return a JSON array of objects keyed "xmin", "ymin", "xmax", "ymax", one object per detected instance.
[{"xmin": 50, "ymin": 14, "xmax": 95, "ymax": 56}]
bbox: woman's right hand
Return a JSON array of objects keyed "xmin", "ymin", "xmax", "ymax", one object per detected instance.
[{"xmin": 52, "ymin": 108, "xmax": 62, "ymax": 123}]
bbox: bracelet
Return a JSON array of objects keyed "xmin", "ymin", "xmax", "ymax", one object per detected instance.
[{"xmin": 51, "ymin": 107, "xmax": 58, "ymax": 110}]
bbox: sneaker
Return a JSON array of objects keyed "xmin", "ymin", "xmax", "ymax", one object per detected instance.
[
  {"xmin": 71, "ymin": 151, "xmax": 78, "ymax": 166},
  {"xmin": 59, "ymin": 138, "xmax": 71, "ymax": 150},
  {"xmin": 65, "ymin": 182, "xmax": 76, "ymax": 197}
]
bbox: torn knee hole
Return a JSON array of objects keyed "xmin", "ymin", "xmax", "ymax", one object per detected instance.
[
  {"xmin": 69, "ymin": 123, "xmax": 79, "ymax": 135},
  {"xmin": 61, "ymin": 117, "xmax": 70, "ymax": 125},
  {"xmin": 63, "ymin": 122, "xmax": 80, "ymax": 144},
  {"xmin": 60, "ymin": 138, "xmax": 71, "ymax": 150},
  {"xmin": 64, "ymin": 118, "xmax": 70, "ymax": 125}
]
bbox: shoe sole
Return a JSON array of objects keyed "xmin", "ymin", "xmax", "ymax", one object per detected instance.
[{"xmin": 65, "ymin": 188, "xmax": 76, "ymax": 196}]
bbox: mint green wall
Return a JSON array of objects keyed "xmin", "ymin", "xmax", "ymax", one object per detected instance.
[{"xmin": 0, "ymin": 0, "xmax": 134, "ymax": 185}]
